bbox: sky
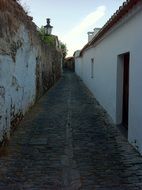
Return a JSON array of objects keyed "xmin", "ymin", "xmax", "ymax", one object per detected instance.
[{"xmin": 20, "ymin": 0, "xmax": 125, "ymax": 56}]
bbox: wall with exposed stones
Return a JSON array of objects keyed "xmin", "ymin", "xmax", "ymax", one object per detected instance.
[{"xmin": 0, "ymin": 0, "xmax": 62, "ymax": 143}]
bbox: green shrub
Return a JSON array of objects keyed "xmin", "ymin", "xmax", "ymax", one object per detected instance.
[{"xmin": 38, "ymin": 26, "xmax": 55, "ymax": 46}]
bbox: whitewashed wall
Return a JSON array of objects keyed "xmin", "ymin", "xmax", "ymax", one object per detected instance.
[
  {"xmin": 75, "ymin": 5, "xmax": 142, "ymax": 154},
  {"xmin": 75, "ymin": 57, "xmax": 82, "ymax": 78},
  {"xmin": 0, "ymin": 25, "xmax": 37, "ymax": 141},
  {"xmin": 74, "ymin": 51, "xmax": 83, "ymax": 79},
  {"xmin": 0, "ymin": 0, "xmax": 62, "ymax": 144}
]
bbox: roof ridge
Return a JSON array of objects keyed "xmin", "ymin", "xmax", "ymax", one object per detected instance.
[{"xmin": 80, "ymin": 0, "xmax": 140, "ymax": 56}]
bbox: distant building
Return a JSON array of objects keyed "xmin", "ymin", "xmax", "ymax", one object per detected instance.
[
  {"xmin": 64, "ymin": 57, "xmax": 75, "ymax": 71},
  {"xmin": 74, "ymin": 0, "xmax": 142, "ymax": 155}
]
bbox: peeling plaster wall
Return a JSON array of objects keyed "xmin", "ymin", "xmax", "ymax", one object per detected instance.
[
  {"xmin": 0, "ymin": 25, "xmax": 33, "ymax": 141},
  {"xmin": 0, "ymin": 0, "xmax": 62, "ymax": 143}
]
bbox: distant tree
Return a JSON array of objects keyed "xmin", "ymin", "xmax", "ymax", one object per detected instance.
[{"xmin": 60, "ymin": 42, "xmax": 68, "ymax": 59}]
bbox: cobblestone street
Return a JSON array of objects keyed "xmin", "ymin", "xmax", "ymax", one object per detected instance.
[{"xmin": 0, "ymin": 71, "xmax": 142, "ymax": 189}]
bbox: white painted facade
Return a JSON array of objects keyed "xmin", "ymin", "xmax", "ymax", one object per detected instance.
[
  {"xmin": 75, "ymin": 3, "xmax": 142, "ymax": 154},
  {"xmin": 74, "ymin": 51, "xmax": 82, "ymax": 77}
]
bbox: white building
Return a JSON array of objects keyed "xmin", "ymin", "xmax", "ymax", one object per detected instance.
[{"xmin": 74, "ymin": 0, "xmax": 142, "ymax": 154}]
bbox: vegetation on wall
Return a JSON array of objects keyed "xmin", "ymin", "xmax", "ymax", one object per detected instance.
[
  {"xmin": 0, "ymin": 0, "xmax": 35, "ymax": 39},
  {"xmin": 16, "ymin": 0, "xmax": 30, "ymax": 15},
  {"xmin": 38, "ymin": 26, "xmax": 56, "ymax": 46},
  {"xmin": 38, "ymin": 26, "xmax": 68, "ymax": 59}
]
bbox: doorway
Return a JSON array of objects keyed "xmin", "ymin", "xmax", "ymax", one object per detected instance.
[
  {"xmin": 116, "ymin": 52, "xmax": 130, "ymax": 134},
  {"xmin": 122, "ymin": 53, "xmax": 130, "ymax": 128}
]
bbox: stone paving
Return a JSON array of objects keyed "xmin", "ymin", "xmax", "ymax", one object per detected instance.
[{"xmin": 0, "ymin": 70, "xmax": 142, "ymax": 189}]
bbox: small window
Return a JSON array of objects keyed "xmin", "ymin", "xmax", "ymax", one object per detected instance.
[{"xmin": 91, "ymin": 58, "xmax": 94, "ymax": 78}]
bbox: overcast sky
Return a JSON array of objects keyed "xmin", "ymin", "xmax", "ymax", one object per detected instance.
[{"xmin": 20, "ymin": 0, "xmax": 125, "ymax": 56}]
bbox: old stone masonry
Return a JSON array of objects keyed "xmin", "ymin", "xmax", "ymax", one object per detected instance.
[{"xmin": 0, "ymin": 71, "xmax": 142, "ymax": 189}]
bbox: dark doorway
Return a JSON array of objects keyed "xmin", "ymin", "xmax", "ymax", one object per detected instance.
[{"xmin": 122, "ymin": 53, "xmax": 130, "ymax": 128}]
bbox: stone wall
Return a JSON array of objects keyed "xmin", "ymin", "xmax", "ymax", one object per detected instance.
[{"xmin": 0, "ymin": 0, "xmax": 62, "ymax": 143}]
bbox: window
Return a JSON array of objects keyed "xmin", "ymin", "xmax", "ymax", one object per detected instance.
[{"xmin": 91, "ymin": 58, "xmax": 94, "ymax": 78}]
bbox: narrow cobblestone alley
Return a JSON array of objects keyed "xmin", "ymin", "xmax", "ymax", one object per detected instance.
[{"xmin": 0, "ymin": 71, "xmax": 142, "ymax": 190}]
